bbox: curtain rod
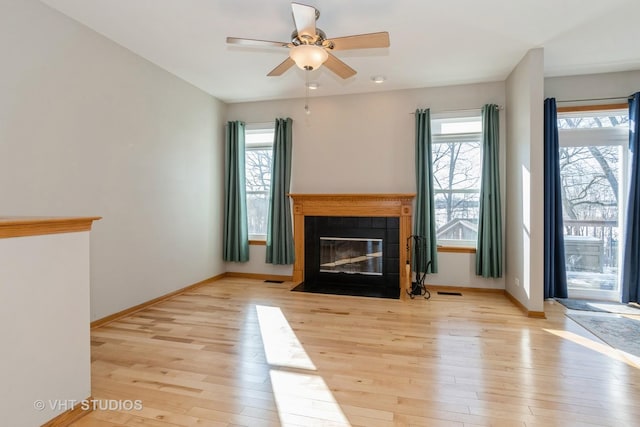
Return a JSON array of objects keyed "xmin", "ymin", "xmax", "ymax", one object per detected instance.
[
  {"xmin": 409, "ymin": 105, "xmax": 503, "ymax": 115},
  {"xmin": 556, "ymin": 96, "xmax": 632, "ymax": 103}
]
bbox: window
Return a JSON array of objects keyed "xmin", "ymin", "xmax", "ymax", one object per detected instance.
[
  {"xmin": 245, "ymin": 124, "xmax": 274, "ymax": 240},
  {"xmin": 558, "ymin": 109, "xmax": 628, "ymax": 299},
  {"xmin": 431, "ymin": 113, "xmax": 482, "ymax": 247}
]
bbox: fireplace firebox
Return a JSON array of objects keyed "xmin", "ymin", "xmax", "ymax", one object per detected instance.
[
  {"xmin": 303, "ymin": 216, "xmax": 400, "ymax": 298},
  {"xmin": 319, "ymin": 237, "xmax": 383, "ymax": 276}
]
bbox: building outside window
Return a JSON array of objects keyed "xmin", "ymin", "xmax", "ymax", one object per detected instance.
[
  {"xmin": 431, "ymin": 113, "xmax": 483, "ymax": 247},
  {"xmin": 245, "ymin": 123, "xmax": 274, "ymax": 241}
]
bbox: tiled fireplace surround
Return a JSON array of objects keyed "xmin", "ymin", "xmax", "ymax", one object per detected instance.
[{"xmin": 289, "ymin": 194, "xmax": 415, "ymax": 295}]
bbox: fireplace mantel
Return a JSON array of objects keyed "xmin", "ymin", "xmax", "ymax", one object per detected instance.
[{"xmin": 288, "ymin": 193, "xmax": 415, "ymax": 288}]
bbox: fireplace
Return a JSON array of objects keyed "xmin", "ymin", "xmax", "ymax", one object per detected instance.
[
  {"xmin": 319, "ymin": 237, "xmax": 383, "ymax": 275},
  {"xmin": 289, "ymin": 194, "xmax": 415, "ymax": 298},
  {"xmin": 303, "ymin": 216, "xmax": 399, "ymax": 298}
]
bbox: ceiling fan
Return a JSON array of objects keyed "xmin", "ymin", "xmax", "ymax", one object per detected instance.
[{"xmin": 226, "ymin": 2, "xmax": 390, "ymax": 79}]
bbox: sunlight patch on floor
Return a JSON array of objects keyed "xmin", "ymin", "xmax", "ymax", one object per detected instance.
[
  {"xmin": 256, "ymin": 304, "xmax": 351, "ymax": 426},
  {"xmin": 256, "ymin": 304, "xmax": 316, "ymax": 371},
  {"xmin": 588, "ymin": 302, "xmax": 640, "ymax": 315},
  {"xmin": 270, "ymin": 370, "xmax": 351, "ymax": 426},
  {"xmin": 544, "ymin": 328, "xmax": 640, "ymax": 369}
]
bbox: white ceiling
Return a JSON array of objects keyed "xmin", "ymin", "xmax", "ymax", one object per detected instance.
[{"xmin": 40, "ymin": 0, "xmax": 640, "ymax": 103}]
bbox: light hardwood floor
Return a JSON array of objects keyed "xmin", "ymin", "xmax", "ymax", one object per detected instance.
[{"xmin": 72, "ymin": 277, "xmax": 640, "ymax": 426}]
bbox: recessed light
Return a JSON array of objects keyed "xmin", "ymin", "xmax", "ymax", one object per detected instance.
[
  {"xmin": 371, "ymin": 75, "xmax": 386, "ymax": 84},
  {"xmin": 306, "ymin": 82, "xmax": 319, "ymax": 90}
]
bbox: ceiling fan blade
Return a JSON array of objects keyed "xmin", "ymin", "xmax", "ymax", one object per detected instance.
[
  {"xmin": 328, "ymin": 32, "xmax": 390, "ymax": 51},
  {"xmin": 291, "ymin": 3, "xmax": 317, "ymax": 40},
  {"xmin": 226, "ymin": 37, "xmax": 290, "ymax": 49},
  {"xmin": 267, "ymin": 57, "xmax": 296, "ymax": 76},
  {"xmin": 324, "ymin": 52, "xmax": 356, "ymax": 79}
]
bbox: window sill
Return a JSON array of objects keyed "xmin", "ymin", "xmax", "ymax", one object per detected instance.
[
  {"xmin": 437, "ymin": 246, "xmax": 476, "ymax": 254},
  {"xmin": 249, "ymin": 239, "xmax": 266, "ymax": 246}
]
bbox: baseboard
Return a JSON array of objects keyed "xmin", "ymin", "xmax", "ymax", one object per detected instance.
[
  {"xmin": 91, "ymin": 273, "xmax": 225, "ymax": 329},
  {"xmin": 504, "ymin": 290, "xmax": 546, "ymax": 318},
  {"xmin": 225, "ymin": 271, "xmax": 293, "ymax": 282},
  {"xmin": 527, "ymin": 310, "xmax": 547, "ymax": 318},
  {"xmin": 41, "ymin": 395, "xmax": 93, "ymax": 426}
]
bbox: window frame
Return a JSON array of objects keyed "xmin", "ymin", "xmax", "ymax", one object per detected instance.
[
  {"xmin": 245, "ymin": 123, "xmax": 275, "ymax": 243},
  {"xmin": 430, "ymin": 112, "xmax": 483, "ymax": 249},
  {"xmin": 557, "ymin": 107, "xmax": 629, "ymax": 301}
]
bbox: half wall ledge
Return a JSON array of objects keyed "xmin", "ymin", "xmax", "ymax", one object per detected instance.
[{"xmin": 0, "ymin": 216, "xmax": 102, "ymax": 239}]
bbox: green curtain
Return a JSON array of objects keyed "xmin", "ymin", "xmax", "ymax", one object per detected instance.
[
  {"xmin": 414, "ymin": 109, "xmax": 438, "ymax": 273},
  {"xmin": 476, "ymin": 104, "xmax": 502, "ymax": 277},
  {"xmin": 223, "ymin": 121, "xmax": 249, "ymax": 262},
  {"xmin": 266, "ymin": 118, "xmax": 295, "ymax": 264}
]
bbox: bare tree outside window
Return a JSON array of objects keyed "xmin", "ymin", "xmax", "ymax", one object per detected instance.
[
  {"xmin": 432, "ymin": 139, "xmax": 481, "ymax": 225},
  {"xmin": 560, "ymin": 146, "xmax": 618, "ymax": 222}
]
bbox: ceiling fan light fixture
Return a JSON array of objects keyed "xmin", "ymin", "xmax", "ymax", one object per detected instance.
[{"xmin": 289, "ymin": 44, "xmax": 328, "ymax": 71}]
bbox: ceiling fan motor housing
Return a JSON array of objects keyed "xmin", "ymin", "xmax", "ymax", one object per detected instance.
[{"xmin": 291, "ymin": 29, "xmax": 332, "ymax": 49}]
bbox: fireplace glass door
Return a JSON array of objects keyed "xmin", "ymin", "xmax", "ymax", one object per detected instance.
[{"xmin": 319, "ymin": 237, "xmax": 383, "ymax": 276}]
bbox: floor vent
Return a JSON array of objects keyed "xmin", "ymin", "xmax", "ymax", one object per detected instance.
[
  {"xmin": 437, "ymin": 291, "xmax": 462, "ymax": 296},
  {"xmin": 264, "ymin": 280, "xmax": 284, "ymax": 284}
]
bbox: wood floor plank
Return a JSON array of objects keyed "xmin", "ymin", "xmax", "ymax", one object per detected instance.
[{"xmin": 71, "ymin": 278, "xmax": 640, "ymax": 426}]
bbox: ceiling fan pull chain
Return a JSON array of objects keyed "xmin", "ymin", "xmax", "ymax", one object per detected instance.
[{"xmin": 304, "ymin": 69, "xmax": 311, "ymax": 115}]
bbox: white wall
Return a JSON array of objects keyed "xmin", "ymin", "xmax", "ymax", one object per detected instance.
[
  {"xmin": 545, "ymin": 70, "xmax": 640, "ymax": 103},
  {"xmin": 226, "ymin": 244, "xmax": 294, "ymax": 278},
  {"xmin": 226, "ymin": 83, "xmax": 506, "ymax": 289},
  {"xmin": 0, "ymin": 231, "xmax": 91, "ymax": 426},
  {"xmin": 0, "ymin": 0, "xmax": 226, "ymax": 320},
  {"xmin": 505, "ymin": 48, "xmax": 545, "ymax": 312}
]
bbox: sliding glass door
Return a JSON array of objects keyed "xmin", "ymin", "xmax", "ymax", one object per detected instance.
[{"xmin": 558, "ymin": 110, "xmax": 628, "ymax": 301}]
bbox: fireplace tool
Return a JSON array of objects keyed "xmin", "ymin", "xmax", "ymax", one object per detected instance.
[{"xmin": 406, "ymin": 235, "xmax": 431, "ymax": 299}]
